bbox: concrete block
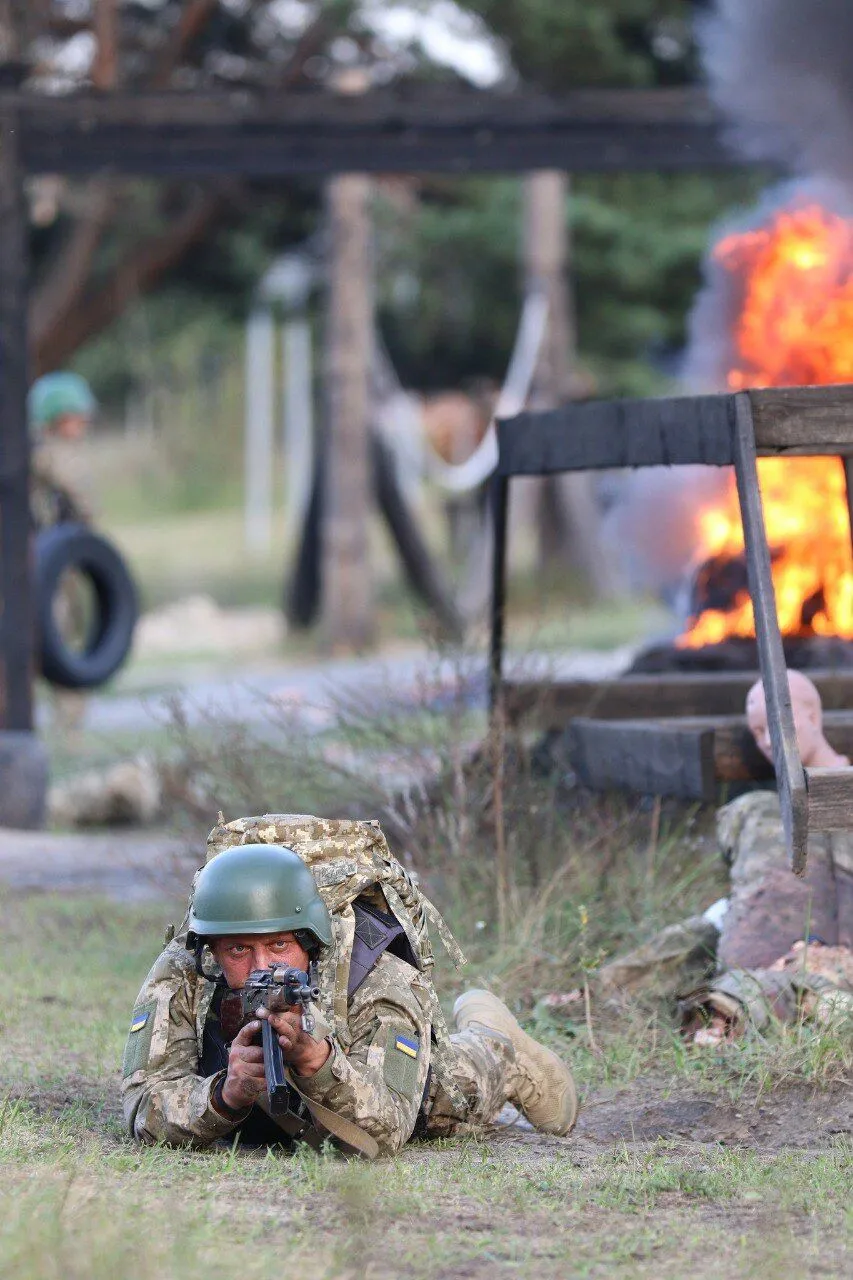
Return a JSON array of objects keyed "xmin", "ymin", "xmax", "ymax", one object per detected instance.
[{"xmin": 0, "ymin": 732, "xmax": 48, "ymax": 829}]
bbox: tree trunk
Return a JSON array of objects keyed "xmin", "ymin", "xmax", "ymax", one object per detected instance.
[
  {"xmin": 321, "ymin": 174, "xmax": 375, "ymax": 650},
  {"xmin": 92, "ymin": 0, "xmax": 119, "ymax": 90},
  {"xmin": 523, "ymin": 172, "xmax": 621, "ymax": 599}
]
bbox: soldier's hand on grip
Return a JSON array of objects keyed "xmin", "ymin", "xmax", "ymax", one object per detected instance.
[{"xmin": 220, "ymin": 1021, "xmax": 266, "ymax": 1110}]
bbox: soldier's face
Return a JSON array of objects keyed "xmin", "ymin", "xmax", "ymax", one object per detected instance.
[
  {"xmin": 52, "ymin": 413, "xmax": 90, "ymax": 441},
  {"xmin": 209, "ymin": 931, "xmax": 310, "ymax": 989}
]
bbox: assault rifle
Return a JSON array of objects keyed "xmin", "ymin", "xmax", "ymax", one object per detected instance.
[{"xmin": 240, "ymin": 965, "xmax": 320, "ymax": 1114}]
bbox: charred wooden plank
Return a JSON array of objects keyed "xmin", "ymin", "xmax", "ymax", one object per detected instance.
[
  {"xmin": 805, "ymin": 767, "xmax": 853, "ymax": 829},
  {"xmin": 496, "ymin": 384, "xmax": 853, "ymax": 478},
  {"xmin": 504, "ymin": 671, "xmax": 853, "ymax": 728},
  {"xmin": 4, "ymin": 86, "xmax": 740, "ymax": 177},
  {"xmin": 750, "ymin": 385, "xmax": 853, "ymax": 455},
  {"xmin": 496, "ymin": 394, "xmax": 736, "ymax": 476},
  {"xmin": 732, "ymin": 393, "xmax": 809, "ymax": 873},
  {"xmin": 567, "ymin": 718, "xmax": 716, "ymax": 801}
]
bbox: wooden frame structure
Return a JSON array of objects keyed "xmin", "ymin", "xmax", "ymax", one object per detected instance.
[
  {"xmin": 10, "ymin": 86, "xmax": 732, "ymax": 177},
  {"xmin": 0, "ymin": 84, "xmax": 739, "ymax": 738},
  {"xmin": 490, "ymin": 385, "xmax": 853, "ymax": 873}
]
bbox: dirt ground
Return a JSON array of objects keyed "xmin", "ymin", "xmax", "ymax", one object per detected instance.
[
  {"xmin": 9, "ymin": 1070, "xmax": 851, "ymax": 1279},
  {"xmin": 1, "ymin": 835, "xmax": 850, "ymax": 1279}
]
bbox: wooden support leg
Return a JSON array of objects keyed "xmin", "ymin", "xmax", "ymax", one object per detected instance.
[
  {"xmin": 842, "ymin": 456, "xmax": 853, "ymax": 560},
  {"xmin": 489, "ymin": 475, "xmax": 509, "ymax": 713},
  {"xmin": 733, "ymin": 393, "xmax": 808, "ymax": 873},
  {"xmin": 0, "ymin": 108, "xmax": 46, "ymax": 827}
]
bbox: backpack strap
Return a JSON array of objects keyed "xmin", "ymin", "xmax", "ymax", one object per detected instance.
[{"xmin": 348, "ymin": 898, "xmax": 419, "ymax": 997}]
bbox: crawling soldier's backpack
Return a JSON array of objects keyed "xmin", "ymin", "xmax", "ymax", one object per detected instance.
[{"xmin": 201, "ymin": 812, "xmax": 466, "ymax": 1102}]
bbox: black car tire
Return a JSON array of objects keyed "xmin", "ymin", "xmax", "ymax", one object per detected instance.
[{"xmin": 35, "ymin": 523, "xmax": 139, "ymax": 689}]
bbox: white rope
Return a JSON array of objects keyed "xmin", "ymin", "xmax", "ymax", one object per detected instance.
[{"xmin": 427, "ymin": 289, "xmax": 550, "ymax": 495}]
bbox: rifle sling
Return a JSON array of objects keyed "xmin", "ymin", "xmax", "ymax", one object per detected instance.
[{"xmin": 283, "ymin": 1066, "xmax": 380, "ymax": 1160}]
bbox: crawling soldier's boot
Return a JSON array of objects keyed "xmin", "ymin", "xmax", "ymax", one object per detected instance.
[{"xmin": 454, "ymin": 989, "xmax": 578, "ymax": 1135}]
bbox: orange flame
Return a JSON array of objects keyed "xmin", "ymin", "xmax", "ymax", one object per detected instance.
[{"xmin": 681, "ymin": 203, "xmax": 853, "ymax": 647}]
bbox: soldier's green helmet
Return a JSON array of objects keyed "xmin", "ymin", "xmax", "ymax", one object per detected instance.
[
  {"xmin": 186, "ymin": 844, "xmax": 333, "ymax": 951},
  {"xmin": 28, "ymin": 372, "xmax": 97, "ymax": 435}
]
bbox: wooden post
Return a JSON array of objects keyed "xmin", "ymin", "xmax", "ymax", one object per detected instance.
[
  {"xmin": 0, "ymin": 109, "xmax": 34, "ymax": 732},
  {"xmin": 489, "ymin": 475, "xmax": 510, "ymax": 711},
  {"xmin": 523, "ymin": 171, "xmax": 621, "ymax": 596},
  {"xmin": 732, "ymin": 393, "xmax": 808, "ymax": 873},
  {"xmin": 0, "ymin": 106, "xmax": 46, "ymax": 827},
  {"xmin": 321, "ymin": 172, "xmax": 375, "ymax": 649}
]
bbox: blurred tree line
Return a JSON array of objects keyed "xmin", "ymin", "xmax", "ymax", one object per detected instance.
[{"xmin": 14, "ymin": 1, "xmax": 763, "ymax": 405}]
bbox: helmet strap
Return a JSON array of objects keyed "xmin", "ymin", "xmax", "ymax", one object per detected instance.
[
  {"xmin": 294, "ymin": 929, "xmax": 321, "ymax": 959},
  {"xmin": 194, "ymin": 940, "xmax": 220, "ymax": 979}
]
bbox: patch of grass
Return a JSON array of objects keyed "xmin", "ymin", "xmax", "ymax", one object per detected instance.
[{"xmin": 2, "ymin": 894, "xmax": 851, "ymax": 1280}]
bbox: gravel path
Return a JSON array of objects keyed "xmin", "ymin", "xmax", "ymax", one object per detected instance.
[
  {"xmin": 0, "ymin": 827, "xmax": 194, "ymax": 900},
  {"xmin": 41, "ymin": 645, "xmax": 637, "ymax": 735}
]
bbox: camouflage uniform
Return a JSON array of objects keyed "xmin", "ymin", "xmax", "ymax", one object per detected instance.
[
  {"xmin": 30, "ymin": 442, "xmax": 92, "ymax": 531},
  {"xmin": 122, "ymin": 940, "xmax": 513, "ymax": 1156},
  {"xmin": 682, "ymin": 791, "xmax": 853, "ymax": 1027}
]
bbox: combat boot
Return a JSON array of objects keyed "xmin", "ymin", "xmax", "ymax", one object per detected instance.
[{"xmin": 454, "ymin": 989, "xmax": 578, "ymax": 1135}]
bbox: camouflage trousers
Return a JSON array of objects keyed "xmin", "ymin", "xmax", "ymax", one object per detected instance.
[
  {"xmin": 719, "ymin": 822, "xmax": 853, "ymax": 970},
  {"xmin": 683, "ymin": 943, "xmax": 853, "ymax": 1030},
  {"xmin": 423, "ymin": 1027, "xmax": 516, "ymax": 1137},
  {"xmin": 591, "ymin": 792, "xmax": 853, "ymax": 1031}
]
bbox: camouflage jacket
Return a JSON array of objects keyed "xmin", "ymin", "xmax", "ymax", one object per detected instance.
[
  {"xmin": 717, "ymin": 791, "xmax": 853, "ymax": 968},
  {"xmin": 122, "ymin": 941, "xmax": 434, "ymax": 1156},
  {"xmin": 30, "ymin": 445, "xmax": 92, "ymax": 529}
]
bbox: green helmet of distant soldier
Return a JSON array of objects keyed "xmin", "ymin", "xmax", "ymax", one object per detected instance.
[
  {"xmin": 186, "ymin": 843, "xmax": 333, "ymax": 959},
  {"xmin": 28, "ymin": 372, "xmax": 97, "ymax": 437}
]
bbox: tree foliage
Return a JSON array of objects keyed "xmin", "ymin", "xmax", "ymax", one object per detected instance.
[
  {"xmin": 4, "ymin": 3, "xmax": 764, "ymax": 400},
  {"xmin": 467, "ymin": 0, "xmax": 696, "ymax": 90}
]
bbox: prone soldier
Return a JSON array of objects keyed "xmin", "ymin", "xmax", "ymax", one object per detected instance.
[{"xmin": 122, "ymin": 834, "xmax": 579, "ymax": 1156}]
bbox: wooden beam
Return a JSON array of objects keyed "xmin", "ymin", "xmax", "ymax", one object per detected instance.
[
  {"xmin": 496, "ymin": 393, "xmax": 736, "ymax": 476},
  {"xmin": 0, "ymin": 108, "xmax": 34, "ymax": 731},
  {"xmin": 496, "ymin": 383, "xmax": 853, "ymax": 478},
  {"xmin": 567, "ymin": 718, "xmax": 716, "ymax": 801},
  {"xmin": 749, "ymin": 385, "xmax": 853, "ymax": 455},
  {"xmin": 732, "ymin": 393, "xmax": 809, "ymax": 873},
  {"xmin": 805, "ymin": 767, "xmax": 853, "ymax": 829},
  {"xmin": 2, "ymin": 86, "xmax": 741, "ymax": 177},
  {"xmin": 546, "ymin": 712, "xmax": 853, "ymax": 797},
  {"xmin": 503, "ymin": 671, "xmax": 853, "ymax": 729}
]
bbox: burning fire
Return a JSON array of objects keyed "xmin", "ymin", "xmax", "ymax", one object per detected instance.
[{"xmin": 681, "ymin": 203, "xmax": 853, "ymax": 647}]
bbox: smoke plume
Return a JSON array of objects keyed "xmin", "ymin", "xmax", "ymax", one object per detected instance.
[{"xmin": 699, "ymin": 0, "xmax": 853, "ymax": 182}]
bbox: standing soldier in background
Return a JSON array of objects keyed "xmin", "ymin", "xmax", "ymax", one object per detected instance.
[
  {"xmin": 29, "ymin": 372, "xmax": 97, "ymax": 529},
  {"xmin": 29, "ymin": 372, "xmax": 98, "ymax": 733}
]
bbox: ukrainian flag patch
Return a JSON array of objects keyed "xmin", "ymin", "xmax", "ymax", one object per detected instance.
[
  {"xmin": 123, "ymin": 1001, "xmax": 157, "ymax": 1078},
  {"xmin": 384, "ymin": 1025, "xmax": 421, "ymax": 1100},
  {"xmin": 395, "ymin": 1034, "xmax": 419, "ymax": 1059}
]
